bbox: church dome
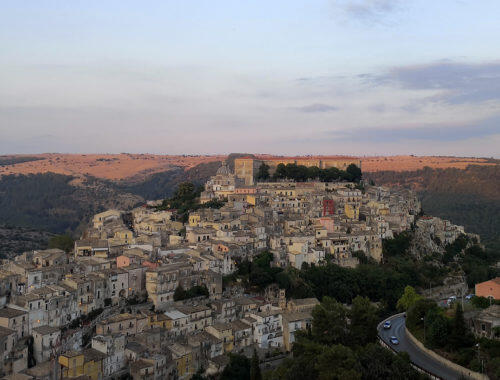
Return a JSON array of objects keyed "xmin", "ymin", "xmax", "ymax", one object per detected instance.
[{"xmin": 216, "ymin": 162, "xmax": 231, "ymax": 176}]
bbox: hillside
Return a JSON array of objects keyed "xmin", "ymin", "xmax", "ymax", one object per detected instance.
[
  {"xmin": 0, "ymin": 173, "xmax": 142, "ymax": 235},
  {"xmin": 0, "ymin": 154, "xmax": 498, "ymax": 257},
  {"xmin": 361, "ymin": 155, "xmax": 496, "ymax": 172},
  {"xmin": 0, "ymin": 153, "xmax": 225, "ymax": 181},
  {"xmin": 0, "ymin": 226, "xmax": 53, "ymax": 257},
  {"xmin": 0, "ymin": 154, "xmax": 495, "ymax": 181},
  {"xmin": 366, "ymin": 165, "xmax": 500, "ymax": 250}
]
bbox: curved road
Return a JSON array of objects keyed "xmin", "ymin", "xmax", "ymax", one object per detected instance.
[{"xmin": 378, "ymin": 315, "xmax": 464, "ymax": 380}]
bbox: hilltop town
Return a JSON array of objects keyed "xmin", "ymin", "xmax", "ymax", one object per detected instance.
[{"xmin": 0, "ymin": 158, "xmax": 492, "ymax": 379}]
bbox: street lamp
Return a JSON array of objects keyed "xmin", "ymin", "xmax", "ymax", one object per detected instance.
[
  {"xmin": 476, "ymin": 343, "xmax": 484, "ymax": 374},
  {"xmin": 421, "ymin": 316, "xmax": 425, "ymax": 343}
]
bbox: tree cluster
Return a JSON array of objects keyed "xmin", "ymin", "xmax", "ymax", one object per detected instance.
[
  {"xmin": 396, "ymin": 286, "xmax": 423, "ymax": 312},
  {"xmin": 173, "ymin": 285, "xmax": 209, "ymax": 301},
  {"xmin": 217, "ymin": 350, "xmax": 261, "ymax": 380},
  {"xmin": 471, "ymin": 296, "xmax": 500, "ymax": 309},
  {"xmin": 48, "ymin": 233, "xmax": 74, "ymax": 253},
  {"xmin": 438, "ymin": 234, "xmax": 499, "ymax": 288},
  {"xmin": 158, "ymin": 182, "xmax": 227, "ymax": 222},
  {"xmin": 256, "ymin": 163, "xmax": 362, "ymax": 183},
  {"xmin": 266, "ymin": 296, "xmax": 425, "ymax": 380},
  {"xmin": 0, "ymin": 156, "xmax": 42, "ymax": 166},
  {"xmin": 234, "ymin": 251, "xmax": 284, "ymax": 291},
  {"xmin": 232, "ymin": 233, "xmax": 452, "ymax": 312},
  {"xmin": 406, "ymin": 299, "xmax": 477, "ymax": 363},
  {"xmin": 0, "ymin": 172, "xmax": 149, "ymax": 238}
]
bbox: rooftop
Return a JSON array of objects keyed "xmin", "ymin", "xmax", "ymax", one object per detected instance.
[
  {"xmin": 0, "ymin": 307, "xmax": 27, "ymax": 318},
  {"xmin": 32, "ymin": 325, "xmax": 60, "ymax": 335}
]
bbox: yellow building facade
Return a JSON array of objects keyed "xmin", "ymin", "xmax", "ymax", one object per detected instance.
[
  {"xmin": 59, "ymin": 349, "xmax": 105, "ymax": 380},
  {"xmin": 344, "ymin": 204, "xmax": 359, "ymax": 219}
]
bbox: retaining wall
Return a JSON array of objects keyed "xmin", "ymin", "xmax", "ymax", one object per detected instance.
[{"xmin": 405, "ymin": 326, "xmax": 489, "ymax": 380}]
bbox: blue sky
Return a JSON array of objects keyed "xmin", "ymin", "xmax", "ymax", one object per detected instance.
[{"xmin": 1, "ymin": 0, "xmax": 500, "ymax": 156}]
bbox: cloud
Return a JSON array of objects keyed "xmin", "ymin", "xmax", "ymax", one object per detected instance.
[
  {"xmin": 329, "ymin": 114, "xmax": 500, "ymax": 143},
  {"xmin": 370, "ymin": 61, "xmax": 500, "ymax": 104},
  {"xmin": 332, "ymin": 0, "xmax": 403, "ymax": 24},
  {"xmin": 293, "ymin": 103, "xmax": 339, "ymax": 113}
]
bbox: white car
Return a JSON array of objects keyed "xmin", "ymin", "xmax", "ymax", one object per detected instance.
[
  {"xmin": 383, "ymin": 321, "xmax": 391, "ymax": 329},
  {"xmin": 390, "ymin": 336, "xmax": 399, "ymax": 345}
]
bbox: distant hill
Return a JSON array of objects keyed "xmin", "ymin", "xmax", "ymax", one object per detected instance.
[
  {"xmin": 0, "ymin": 153, "xmax": 226, "ymax": 181},
  {"xmin": 0, "ymin": 153, "xmax": 495, "ymax": 181}
]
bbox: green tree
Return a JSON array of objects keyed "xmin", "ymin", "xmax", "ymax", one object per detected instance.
[
  {"xmin": 250, "ymin": 348, "xmax": 262, "ymax": 380},
  {"xmin": 221, "ymin": 354, "xmax": 250, "ymax": 380},
  {"xmin": 488, "ymin": 357, "xmax": 500, "ymax": 380},
  {"xmin": 174, "ymin": 182, "xmax": 196, "ymax": 201},
  {"xmin": 256, "ymin": 163, "xmax": 270, "ymax": 181},
  {"xmin": 307, "ymin": 166, "xmax": 321, "ymax": 180},
  {"xmin": 383, "ymin": 232, "xmax": 412, "ymax": 258},
  {"xmin": 449, "ymin": 303, "xmax": 474, "ymax": 349},
  {"xmin": 48, "ymin": 233, "xmax": 74, "ymax": 253},
  {"xmin": 427, "ymin": 313, "xmax": 449, "ymax": 348},
  {"xmin": 312, "ymin": 297, "xmax": 349, "ymax": 346},
  {"xmin": 283, "ymin": 338, "xmax": 324, "ymax": 379},
  {"xmin": 191, "ymin": 367, "xmax": 207, "ymax": 380},
  {"xmin": 397, "ymin": 286, "xmax": 423, "ymax": 312},
  {"xmin": 185, "ymin": 285, "xmax": 209, "ymax": 299},
  {"xmin": 471, "ymin": 296, "xmax": 492, "ymax": 309},
  {"xmin": 346, "ymin": 164, "xmax": 362, "ymax": 182},
  {"xmin": 349, "ymin": 296, "xmax": 379, "ymax": 346},
  {"xmin": 315, "ymin": 344, "xmax": 361, "ymax": 380},
  {"xmin": 406, "ymin": 299, "xmax": 437, "ymax": 331},
  {"xmin": 274, "ymin": 163, "xmax": 287, "ymax": 180},
  {"xmin": 173, "ymin": 285, "xmax": 187, "ymax": 301},
  {"xmin": 357, "ymin": 344, "xmax": 425, "ymax": 380},
  {"xmin": 200, "ymin": 198, "xmax": 226, "ymax": 209}
]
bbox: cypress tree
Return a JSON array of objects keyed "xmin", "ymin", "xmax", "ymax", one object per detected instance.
[{"xmin": 250, "ymin": 348, "xmax": 262, "ymax": 380}]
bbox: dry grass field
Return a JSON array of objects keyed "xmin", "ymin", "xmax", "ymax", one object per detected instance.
[{"xmin": 0, "ymin": 153, "xmax": 494, "ymax": 180}]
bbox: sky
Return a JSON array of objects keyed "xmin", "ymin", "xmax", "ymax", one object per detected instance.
[{"xmin": 1, "ymin": 0, "xmax": 500, "ymax": 157}]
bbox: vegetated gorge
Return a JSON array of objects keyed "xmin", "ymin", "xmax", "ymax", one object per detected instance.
[
  {"xmin": 0, "ymin": 154, "xmax": 250, "ymax": 256},
  {"xmin": 366, "ymin": 164, "xmax": 500, "ymax": 252}
]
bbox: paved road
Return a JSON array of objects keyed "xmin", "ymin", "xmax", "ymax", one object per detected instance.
[{"xmin": 378, "ymin": 315, "xmax": 464, "ymax": 380}]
